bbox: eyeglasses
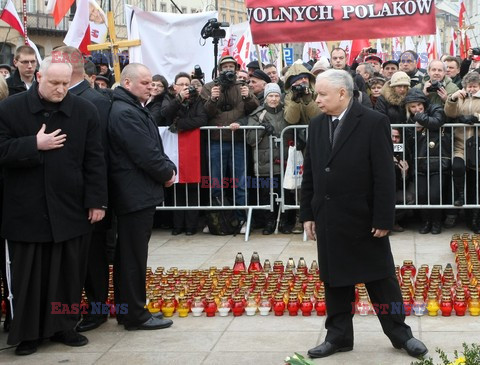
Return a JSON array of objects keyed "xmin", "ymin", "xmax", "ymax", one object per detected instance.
[{"xmin": 175, "ymin": 83, "xmax": 190, "ymax": 87}]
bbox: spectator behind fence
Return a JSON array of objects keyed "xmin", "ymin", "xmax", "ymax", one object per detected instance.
[
  {"xmin": 6, "ymin": 45, "xmax": 37, "ymax": 96},
  {"xmin": 415, "ymin": 59, "xmax": 459, "ymax": 107},
  {"xmin": 382, "ymin": 60, "xmax": 399, "ymax": 80},
  {"xmin": 161, "ymin": 72, "xmax": 208, "ymax": 235},
  {"xmin": 249, "ymin": 69, "xmax": 271, "ymax": 105},
  {"xmin": 398, "ymin": 50, "xmax": 425, "ymax": 87},
  {"xmin": 247, "ymin": 83, "xmax": 291, "ymax": 234},
  {"xmin": 444, "ymin": 71, "xmax": 480, "ymax": 233},
  {"xmin": 405, "ymin": 88, "xmax": 449, "ymax": 235},
  {"xmin": 367, "ymin": 77, "xmax": 386, "ymax": 108},
  {"xmin": 146, "ymin": 74, "xmax": 168, "ymax": 126},
  {"xmin": 264, "ymin": 63, "xmax": 285, "ymax": 93},
  {"xmin": 375, "ymin": 71, "xmax": 410, "ymax": 124},
  {"xmin": 443, "ymin": 56, "xmax": 463, "ymax": 89},
  {"xmin": 391, "ymin": 127, "xmax": 414, "ymax": 232},
  {"xmin": 200, "ymin": 56, "xmax": 259, "ymax": 231}
]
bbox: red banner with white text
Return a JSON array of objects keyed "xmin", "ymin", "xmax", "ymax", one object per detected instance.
[{"xmin": 245, "ymin": 0, "xmax": 436, "ymax": 44}]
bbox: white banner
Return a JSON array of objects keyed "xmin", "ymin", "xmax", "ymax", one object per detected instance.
[{"xmin": 125, "ymin": 6, "xmax": 216, "ymax": 83}]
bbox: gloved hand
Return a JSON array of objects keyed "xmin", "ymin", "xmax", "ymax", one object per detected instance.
[
  {"xmin": 412, "ymin": 112, "xmax": 428, "ymax": 124},
  {"xmin": 261, "ymin": 122, "xmax": 275, "ymax": 136},
  {"xmin": 458, "ymin": 114, "xmax": 479, "ymax": 125}
]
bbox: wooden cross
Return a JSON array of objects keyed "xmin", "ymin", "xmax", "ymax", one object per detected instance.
[{"xmin": 87, "ymin": 11, "xmax": 141, "ymax": 83}]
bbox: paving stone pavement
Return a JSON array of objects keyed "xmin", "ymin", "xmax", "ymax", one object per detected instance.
[{"xmin": 1, "ymin": 223, "xmax": 479, "ymax": 365}]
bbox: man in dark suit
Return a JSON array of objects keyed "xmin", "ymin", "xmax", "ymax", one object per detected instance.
[
  {"xmin": 300, "ymin": 69, "xmax": 427, "ymax": 359},
  {"xmin": 53, "ymin": 46, "xmax": 113, "ymax": 332}
]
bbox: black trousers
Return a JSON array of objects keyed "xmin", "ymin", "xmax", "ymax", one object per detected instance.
[
  {"xmin": 7, "ymin": 234, "xmax": 90, "ymax": 345},
  {"xmin": 114, "ymin": 206, "xmax": 156, "ymax": 327},
  {"xmin": 172, "ymin": 183, "xmax": 199, "ymax": 230},
  {"xmin": 324, "ymin": 275, "xmax": 413, "ymax": 347}
]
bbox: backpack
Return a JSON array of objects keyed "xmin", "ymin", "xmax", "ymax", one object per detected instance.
[
  {"xmin": 206, "ymin": 196, "xmax": 241, "ymax": 235},
  {"xmin": 466, "ymin": 134, "xmax": 480, "ymax": 170}
]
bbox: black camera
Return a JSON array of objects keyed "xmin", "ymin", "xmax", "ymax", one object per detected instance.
[
  {"xmin": 291, "ymin": 83, "xmax": 308, "ymax": 96},
  {"xmin": 426, "ymin": 80, "xmax": 444, "ymax": 93},
  {"xmin": 192, "ymin": 65, "xmax": 204, "ymax": 81},
  {"xmin": 188, "ymin": 85, "xmax": 198, "ymax": 98},
  {"xmin": 201, "ymin": 18, "xmax": 229, "ymax": 39},
  {"xmin": 367, "ymin": 48, "xmax": 378, "ymax": 54},
  {"xmin": 472, "ymin": 48, "xmax": 480, "ymax": 56},
  {"xmin": 216, "ymin": 70, "xmax": 237, "ymax": 88}
]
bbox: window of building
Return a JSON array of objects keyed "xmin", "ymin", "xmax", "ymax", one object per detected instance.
[
  {"xmin": 160, "ymin": 3, "xmax": 167, "ymax": 12},
  {"xmin": 221, "ymin": 14, "xmax": 226, "ymax": 22},
  {"xmin": 0, "ymin": 43, "xmax": 13, "ymax": 65},
  {"xmin": 152, "ymin": 0, "xmax": 157, "ymax": 11},
  {"xmin": 27, "ymin": 0, "xmax": 37, "ymax": 13},
  {"xmin": 230, "ymin": 15, "xmax": 235, "ymax": 24},
  {"xmin": 238, "ymin": 16, "xmax": 243, "ymax": 23},
  {"xmin": 181, "ymin": 7, "xmax": 187, "ymax": 13},
  {"xmin": 191, "ymin": 8, "xmax": 197, "ymax": 13},
  {"xmin": 171, "ymin": 5, "xmax": 177, "ymax": 13}
]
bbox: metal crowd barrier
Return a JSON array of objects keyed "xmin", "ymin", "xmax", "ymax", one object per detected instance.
[
  {"xmin": 156, "ymin": 125, "xmax": 275, "ymax": 241},
  {"xmin": 157, "ymin": 123, "xmax": 480, "ymax": 240}
]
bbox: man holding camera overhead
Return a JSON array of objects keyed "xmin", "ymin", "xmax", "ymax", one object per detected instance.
[{"xmin": 200, "ymin": 56, "xmax": 259, "ymax": 228}]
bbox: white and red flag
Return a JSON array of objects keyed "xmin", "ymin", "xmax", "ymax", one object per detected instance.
[
  {"xmin": 46, "ymin": 0, "xmax": 75, "ymax": 26},
  {"xmin": 63, "ymin": 0, "xmax": 90, "ymax": 54},
  {"xmin": 159, "ymin": 127, "xmax": 201, "ymax": 184},
  {"xmin": 0, "ymin": 0, "xmax": 42, "ymax": 61}
]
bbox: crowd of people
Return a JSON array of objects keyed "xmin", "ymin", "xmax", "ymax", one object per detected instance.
[{"xmin": 0, "ymin": 43, "xmax": 479, "ymax": 356}]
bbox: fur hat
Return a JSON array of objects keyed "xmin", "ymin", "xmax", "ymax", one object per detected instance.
[
  {"xmin": 264, "ymin": 82, "xmax": 281, "ymax": 98},
  {"xmin": 251, "ymin": 69, "xmax": 271, "ymax": 84},
  {"xmin": 389, "ymin": 71, "xmax": 410, "ymax": 87}
]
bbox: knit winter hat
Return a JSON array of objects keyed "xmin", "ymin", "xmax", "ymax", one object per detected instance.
[
  {"xmin": 389, "ymin": 71, "xmax": 411, "ymax": 87},
  {"xmin": 264, "ymin": 83, "xmax": 281, "ymax": 98}
]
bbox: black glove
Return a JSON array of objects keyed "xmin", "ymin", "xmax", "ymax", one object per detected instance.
[
  {"xmin": 261, "ymin": 122, "xmax": 275, "ymax": 136},
  {"xmin": 412, "ymin": 112, "xmax": 428, "ymax": 124},
  {"xmin": 458, "ymin": 115, "xmax": 479, "ymax": 125}
]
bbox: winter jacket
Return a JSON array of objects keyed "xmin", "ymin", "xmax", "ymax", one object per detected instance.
[
  {"xmin": 374, "ymin": 80, "xmax": 408, "ymax": 124},
  {"xmin": 146, "ymin": 92, "xmax": 167, "ymax": 126},
  {"xmin": 283, "ymin": 63, "xmax": 321, "ymax": 125},
  {"xmin": 161, "ymin": 92, "xmax": 208, "ymax": 131},
  {"xmin": 108, "ymin": 86, "xmax": 176, "ymax": 215},
  {"xmin": 6, "ymin": 68, "xmax": 36, "ymax": 96},
  {"xmin": 444, "ymin": 91, "xmax": 480, "ymax": 159},
  {"xmin": 414, "ymin": 75, "xmax": 459, "ymax": 106}
]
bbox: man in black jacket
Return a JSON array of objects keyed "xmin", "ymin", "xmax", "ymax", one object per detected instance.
[
  {"xmin": 53, "ymin": 46, "xmax": 113, "ymax": 332},
  {"xmin": 0, "ymin": 56, "xmax": 107, "ymax": 355},
  {"xmin": 301, "ymin": 69, "xmax": 427, "ymax": 360},
  {"xmin": 108, "ymin": 63, "xmax": 176, "ymax": 330},
  {"xmin": 6, "ymin": 45, "xmax": 37, "ymax": 96}
]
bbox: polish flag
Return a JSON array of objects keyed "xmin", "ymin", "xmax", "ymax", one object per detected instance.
[
  {"xmin": 46, "ymin": 0, "xmax": 75, "ymax": 26},
  {"xmin": 417, "ymin": 36, "xmax": 428, "ymax": 69},
  {"xmin": 450, "ymin": 29, "xmax": 458, "ymax": 56},
  {"xmin": 63, "ymin": 0, "xmax": 90, "ymax": 54},
  {"xmin": 159, "ymin": 127, "xmax": 201, "ymax": 184},
  {"xmin": 459, "ymin": 0, "xmax": 466, "ymax": 28},
  {"xmin": 391, "ymin": 37, "xmax": 404, "ymax": 60},
  {"xmin": 0, "ymin": 0, "xmax": 42, "ymax": 61},
  {"xmin": 349, "ymin": 39, "xmax": 370, "ymax": 65},
  {"xmin": 427, "ymin": 34, "xmax": 437, "ymax": 61}
]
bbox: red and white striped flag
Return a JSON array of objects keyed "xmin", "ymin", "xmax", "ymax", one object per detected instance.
[
  {"xmin": 0, "ymin": 0, "xmax": 42, "ymax": 61},
  {"xmin": 159, "ymin": 127, "xmax": 201, "ymax": 184},
  {"xmin": 427, "ymin": 34, "xmax": 437, "ymax": 61},
  {"xmin": 46, "ymin": 0, "xmax": 75, "ymax": 26},
  {"xmin": 450, "ymin": 29, "xmax": 458, "ymax": 56},
  {"xmin": 459, "ymin": 0, "xmax": 466, "ymax": 28},
  {"xmin": 63, "ymin": 0, "xmax": 90, "ymax": 54}
]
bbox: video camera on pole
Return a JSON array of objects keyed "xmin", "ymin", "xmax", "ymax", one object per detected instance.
[{"xmin": 200, "ymin": 18, "xmax": 230, "ymax": 79}]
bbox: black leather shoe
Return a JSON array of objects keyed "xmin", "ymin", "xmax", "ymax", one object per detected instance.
[
  {"xmin": 76, "ymin": 315, "xmax": 107, "ymax": 332},
  {"xmin": 153, "ymin": 312, "xmax": 164, "ymax": 319},
  {"xmin": 50, "ymin": 329, "xmax": 88, "ymax": 347},
  {"xmin": 307, "ymin": 341, "xmax": 353, "ymax": 358},
  {"xmin": 185, "ymin": 229, "xmax": 196, "ymax": 236},
  {"xmin": 394, "ymin": 337, "xmax": 428, "ymax": 358},
  {"xmin": 15, "ymin": 340, "xmax": 39, "ymax": 356},
  {"xmin": 125, "ymin": 316, "xmax": 173, "ymax": 331},
  {"xmin": 431, "ymin": 222, "xmax": 442, "ymax": 235},
  {"xmin": 262, "ymin": 221, "xmax": 275, "ymax": 235},
  {"xmin": 418, "ymin": 221, "xmax": 431, "ymax": 234},
  {"xmin": 172, "ymin": 228, "xmax": 184, "ymax": 235}
]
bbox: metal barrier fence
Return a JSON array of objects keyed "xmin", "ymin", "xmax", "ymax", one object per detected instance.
[{"xmin": 157, "ymin": 124, "xmax": 480, "ymax": 241}]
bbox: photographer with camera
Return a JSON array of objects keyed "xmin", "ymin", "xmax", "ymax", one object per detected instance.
[
  {"xmin": 161, "ymin": 72, "xmax": 208, "ymax": 235},
  {"xmin": 460, "ymin": 47, "xmax": 480, "ymax": 77},
  {"xmin": 415, "ymin": 60, "xmax": 459, "ymax": 106},
  {"xmin": 200, "ymin": 55, "xmax": 259, "ymax": 231}
]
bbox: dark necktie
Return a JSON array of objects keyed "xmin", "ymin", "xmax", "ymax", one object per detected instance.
[{"xmin": 330, "ymin": 118, "xmax": 340, "ymax": 146}]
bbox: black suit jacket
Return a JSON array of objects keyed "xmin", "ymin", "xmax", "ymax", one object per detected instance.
[{"xmin": 300, "ymin": 99, "xmax": 396, "ymax": 287}]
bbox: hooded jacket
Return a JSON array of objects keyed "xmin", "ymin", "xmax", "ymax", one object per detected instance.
[
  {"xmin": 283, "ymin": 64, "xmax": 321, "ymax": 125},
  {"xmin": 374, "ymin": 80, "xmax": 408, "ymax": 124}
]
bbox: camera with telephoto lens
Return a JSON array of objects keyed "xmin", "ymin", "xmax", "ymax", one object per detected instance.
[
  {"xmin": 367, "ymin": 48, "xmax": 378, "ymax": 54},
  {"xmin": 216, "ymin": 70, "xmax": 237, "ymax": 88},
  {"xmin": 426, "ymin": 80, "xmax": 444, "ymax": 93},
  {"xmin": 472, "ymin": 48, "xmax": 480, "ymax": 56},
  {"xmin": 291, "ymin": 83, "xmax": 308, "ymax": 96},
  {"xmin": 192, "ymin": 65, "xmax": 204, "ymax": 81}
]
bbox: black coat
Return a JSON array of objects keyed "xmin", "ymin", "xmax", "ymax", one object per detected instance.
[
  {"xmin": 0, "ymin": 85, "xmax": 107, "ymax": 243},
  {"xmin": 161, "ymin": 93, "xmax": 207, "ymax": 130},
  {"xmin": 6, "ymin": 69, "xmax": 36, "ymax": 96},
  {"xmin": 108, "ymin": 86, "xmax": 176, "ymax": 215},
  {"xmin": 300, "ymin": 100, "xmax": 396, "ymax": 287},
  {"xmin": 146, "ymin": 93, "xmax": 167, "ymax": 126}
]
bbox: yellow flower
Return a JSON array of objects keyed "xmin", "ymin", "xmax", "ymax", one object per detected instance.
[{"xmin": 448, "ymin": 357, "xmax": 466, "ymax": 365}]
